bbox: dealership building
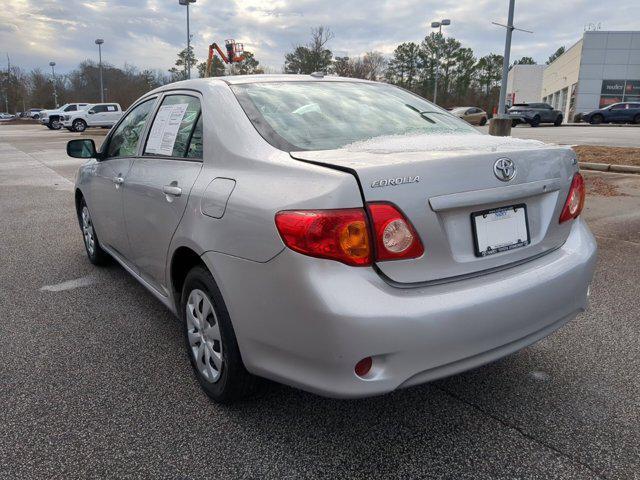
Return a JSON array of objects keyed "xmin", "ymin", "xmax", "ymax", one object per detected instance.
[
  {"xmin": 507, "ymin": 31, "xmax": 640, "ymax": 122},
  {"xmin": 541, "ymin": 31, "xmax": 640, "ymax": 122}
]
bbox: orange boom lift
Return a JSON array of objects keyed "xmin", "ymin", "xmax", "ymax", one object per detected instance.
[{"xmin": 206, "ymin": 39, "xmax": 245, "ymax": 77}]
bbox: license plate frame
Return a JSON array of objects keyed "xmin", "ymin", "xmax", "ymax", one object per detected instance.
[{"xmin": 471, "ymin": 204, "xmax": 530, "ymax": 258}]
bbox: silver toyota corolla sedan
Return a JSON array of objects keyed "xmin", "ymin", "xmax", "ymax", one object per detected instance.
[{"xmin": 67, "ymin": 75, "xmax": 597, "ymax": 403}]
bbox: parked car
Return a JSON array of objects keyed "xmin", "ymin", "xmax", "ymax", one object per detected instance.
[
  {"xmin": 40, "ymin": 103, "xmax": 90, "ymax": 130},
  {"xmin": 451, "ymin": 106, "xmax": 488, "ymax": 126},
  {"xmin": 508, "ymin": 103, "xmax": 563, "ymax": 127},
  {"xmin": 27, "ymin": 108, "xmax": 44, "ymax": 119},
  {"xmin": 582, "ymin": 102, "xmax": 640, "ymax": 125},
  {"xmin": 62, "ymin": 103, "xmax": 123, "ymax": 132},
  {"xmin": 0, "ymin": 112, "xmax": 15, "ymax": 120},
  {"xmin": 67, "ymin": 75, "xmax": 596, "ymax": 403}
]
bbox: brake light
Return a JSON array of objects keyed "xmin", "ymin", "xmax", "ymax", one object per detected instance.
[
  {"xmin": 559, "ymin": 173, "xmax": 586, "ymax": 224},
  {"xmin": 275, "ymin": 209, "xmax": 372, "ymax": 266},
  {"xmin": 368, "ymin": 202, "xmax": 424, "ymax": 261}
]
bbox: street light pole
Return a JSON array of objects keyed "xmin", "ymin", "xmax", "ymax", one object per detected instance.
[
  {"xmin": 431, "ymin": 18, "xmax": 451, "ymax": 105},
  {"xmin": 179, "ymin": 0, "xmax": 196, "ymax": 79},
  {"xmin": 95, "ymin": 39, "xmax": 105, "ymax": 102},
  {"xmin": 497, "ymin": 0, "xmax": 515, "ymax": 117},
  {"xmin": 49, "ymin": 62, "xmax": 58, "ymax": 108}
]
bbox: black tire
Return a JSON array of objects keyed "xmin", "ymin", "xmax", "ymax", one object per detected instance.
[
  {"xmin": 78, "ymin": 198, "xmax": 110, "ymax": 266},
  {"xmin": 634, "ymin": 114, "xmax": 640, "ymax": 125},
  {"xmin": 181, "ymin": 266, "xmax": 259, "ymax": 404},
  {"xmin": 479, "ymin": 117, "xmax": 487, "ymax": 126},
  {"xmin": 72, "ymin": 119, "xmax": 87, "ymax": 132},
  {"xmin": 512, "ymin": 119, "xmax": 519, "ymax": 128},
  {"xmin": 50, "ymin": 118, "xmax": 62, "ymax": 130},
  {"xmin": 554, "ymin": 115, "xmax": 563, "ymax": 126},
  {"xmin": 530, "ymin": 115, "xmax": 541, "ymax": 127},
  {"xmin": 32, "ymin": 114, "xmax": 40, "ymax": 120},
  {"xmin": 590, "ymin": 114, "xmax": 604, "ymax": 125},
  {"xmin": 45, "ymin": 124, "xmax": 54, "ymax": 130}
]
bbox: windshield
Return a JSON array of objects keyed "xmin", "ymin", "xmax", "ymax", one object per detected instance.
[{"xmin": 231, "ymin": 81, "xmax": 476, "ymax": 151}]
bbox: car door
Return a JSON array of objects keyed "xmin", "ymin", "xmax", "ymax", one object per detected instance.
[
  {"xmin": 123, "ymin": 92, "xmax": 204, "ymax": 292},
  {"xmin": 87, "ymin": 97, "xmax": 158, "ymax": 261},
  {"xmin": 87, "ymin": 105, "xmax": 107, "ymax": 126},
  {"xmin": 105, "ymin": 104, "xmax": 120, "ymax": 125},
  {"xmin": 629, "ymin": 103, "xmax": 640, "ymax": 123},
  {"xmin": 608, "ymin": 103, "xmax": 628, "ymax": 122}
]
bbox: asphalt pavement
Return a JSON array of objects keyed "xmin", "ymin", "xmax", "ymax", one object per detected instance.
[
  {"xmin": 1, "ymin": 124, "xmax": 639, "ymax": 479},
  {"xmin": 476, "ymin": 124, "xmax": 640, "ymax": 147}
]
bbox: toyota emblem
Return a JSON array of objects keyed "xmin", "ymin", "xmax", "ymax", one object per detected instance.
[{"xmin": 493, "ymin": 158, "xmax": 516, "ymax": 182}]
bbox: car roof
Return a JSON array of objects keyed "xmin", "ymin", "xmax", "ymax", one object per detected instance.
[{"xmin": 149, "ymin": 74, "xmax": 376, "ymax": 94}]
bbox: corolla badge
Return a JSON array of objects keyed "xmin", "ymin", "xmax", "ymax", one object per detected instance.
[
  {"xmin": 493, "ymin": 158, "xmax": 516, "ymax": 182},
  {"xmin": 371, "ymin": 176, "xmax": 420, "ymax": 188}
]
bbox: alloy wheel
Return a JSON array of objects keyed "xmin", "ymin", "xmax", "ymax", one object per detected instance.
[
  {"xmin": 186, "ymin": 289, "xmax": 223, "ymax": 383},
  {"xmin": 81, "ymin": 206, "xmax": 95, "ymax": 256}
]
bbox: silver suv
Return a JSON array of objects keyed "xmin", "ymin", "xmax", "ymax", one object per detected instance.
[{"xmin": 68, "ymin": 76, "xmax": 596, "ymax": 403}]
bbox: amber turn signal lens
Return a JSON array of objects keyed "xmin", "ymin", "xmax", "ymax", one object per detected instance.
[{"xmin": 338, "ymin": 220, "xmax": 370, "ymax": 260}]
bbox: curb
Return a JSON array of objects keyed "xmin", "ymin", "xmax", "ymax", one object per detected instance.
[
  {"xmin": 579, "ymin": 162, "xmax": 640, "ymax": 174},
  {"xmin": 565, "ymin": 123, "xmax": 640, "ymax": 127}
]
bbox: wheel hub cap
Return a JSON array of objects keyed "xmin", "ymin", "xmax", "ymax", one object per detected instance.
[{"xmin": 186, "ymin": 289, "xmax": 223, "ymax": 383}]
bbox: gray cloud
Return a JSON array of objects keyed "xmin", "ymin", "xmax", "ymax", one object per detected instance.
[{"xmin": 1, "ymin": 0, "xmax": 637, "ymax": 74}]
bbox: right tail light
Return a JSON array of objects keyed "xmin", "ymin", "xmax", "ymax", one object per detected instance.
[{"xmin": 559, "ymin": 173, "xmax": 586, "ymax": 224}]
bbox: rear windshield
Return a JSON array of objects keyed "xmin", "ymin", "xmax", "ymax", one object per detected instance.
[{"xmin": 231, "ymin": 81, "xmax": 476, "ymax": 151}]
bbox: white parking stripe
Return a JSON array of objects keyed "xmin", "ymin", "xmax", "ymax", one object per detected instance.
[{"xmin": 41, "ymin": 275, "xmax": 97, "ymax": 292}]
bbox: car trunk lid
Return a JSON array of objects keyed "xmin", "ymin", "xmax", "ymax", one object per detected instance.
[{"xmin": 290, "ymin": 133, "xmax": 578, "ymax": 284}]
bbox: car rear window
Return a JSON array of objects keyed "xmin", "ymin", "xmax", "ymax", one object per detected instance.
[{"xmin": 231, "ymin": 81, "xmax": 475, "ymax": 151}]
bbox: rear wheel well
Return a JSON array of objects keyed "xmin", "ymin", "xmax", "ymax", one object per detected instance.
[
  {"xmin": 171, "ymin": 247, "xmax": 207, "ymax": 306},
  {"xmin": 74, "ymin": 189, "xmax": 85, "ymax": 227}
]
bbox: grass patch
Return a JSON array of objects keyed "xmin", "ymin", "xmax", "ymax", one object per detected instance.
[{"xmin": 573, "ymin": 145, "xmax": 640, "ymax": 167}]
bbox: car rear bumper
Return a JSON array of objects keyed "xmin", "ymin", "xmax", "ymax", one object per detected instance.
[{"xmin": 203, "ymin": 218, "xmax": 597, "ymax": 399}]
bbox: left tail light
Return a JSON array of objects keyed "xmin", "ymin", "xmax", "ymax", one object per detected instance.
[
  {"xmin": 559, "ymin": 173, "xmax": 586, "ymax": 224},
  {"xmin": 275, "ymin": 203, "xmax": 424, "ymax": 266},
  {"xmin": 275, "ymin": 209, "xmax": 372, "ymax": 266}
]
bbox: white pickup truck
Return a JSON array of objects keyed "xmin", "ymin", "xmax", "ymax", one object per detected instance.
[
  {"xmin": 40, "ymin": 103, "xmax": 90, "ymax": 130},
  {"xmin": 62, "ymin": 103, "xmax": 124, "ymax": 132}
]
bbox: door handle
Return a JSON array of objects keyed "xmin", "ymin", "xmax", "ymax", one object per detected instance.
[{"xmin": 163, "ymin": 185, "xmax": 182, "ymax": 196}]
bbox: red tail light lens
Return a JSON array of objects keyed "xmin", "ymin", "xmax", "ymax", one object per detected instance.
[
  {"xmin": 559, "ymin": 173, "xmax": 586, "ymax": 224},
  {"xmin": 275, "ymin": 209, "xmax": 372, "ymax": 266},
  {"xmin": 368, "ymin": 202, "xmax": 424, "ymax": 261}
]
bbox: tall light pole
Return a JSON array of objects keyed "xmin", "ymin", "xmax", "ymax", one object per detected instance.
[
  {"xmin": 430, "ymin": 18, "xmax": 451, "ymax": 105},
  {"xmin": 179, "ymin": 0, "xmax": 196, "ymax": 79},
  {"xmin": 49, "ymin": 62, "xmax": 58, "ymax": 108},
  {"xmin": 496, "ymin": 1, "xmax": 514, "ymax": 117},
  {"xmin": 95, "ymin": 39, "xmax": 105, "ymax": 102}
]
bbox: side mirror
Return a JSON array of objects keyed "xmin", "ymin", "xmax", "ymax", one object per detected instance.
[{"xmin": 67, "ymin": 139, "xmax": 97, "ymax": 159}]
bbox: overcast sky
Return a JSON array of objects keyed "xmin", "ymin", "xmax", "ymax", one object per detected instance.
[{"xmin": 1, "ymin": 0, "xmax": 637, "ymax": 75}]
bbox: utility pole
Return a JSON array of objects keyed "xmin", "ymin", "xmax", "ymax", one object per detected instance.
[
  {"xmin": 430, "ymin": 19, "xmax": 451, "ymax": 105},
  {"xmin": 179, "ymin": 0, "xmax": 196, "ymax": 79},
  {"xmin": 488, "ymin": 0, "xmax": 532, "ymax": 136},
  {"xmin": 95, "ymin": 39, "xmax": 105, "ymax": 102},
  {"xmin": 49, "ymin": 62, "xmax": 58, "ymax": 108},
  {"xmin": 497, "ymin": 0, "xmax": 515, "ymax": 117},
  {"xmin": 5, "ymin": 54, "xmax": 10, "ymax": 113}
]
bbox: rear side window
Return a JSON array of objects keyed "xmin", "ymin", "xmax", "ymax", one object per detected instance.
[
  {"xmin": 107, "ymin": 105, "xmax": 118, "ymax": 111},
  {"xmin": 105, "ymin": 98, "xmax": 156, "ymax": 158},
  {"xmin": 144, "ymin": 95, "xmax": 202, "ymax": 159}
]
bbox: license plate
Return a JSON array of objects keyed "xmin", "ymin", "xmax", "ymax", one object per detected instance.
[{"xmin": 471, "ymin": 204, "xmax": 530, "ymax": 257}]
